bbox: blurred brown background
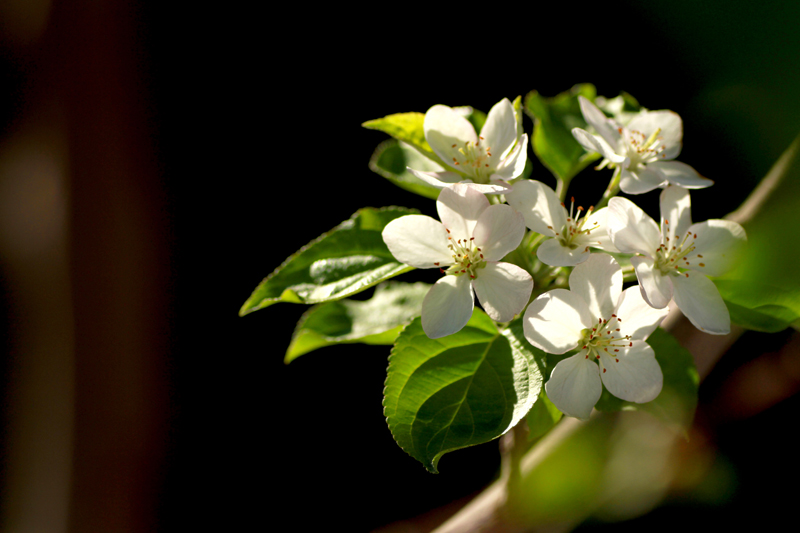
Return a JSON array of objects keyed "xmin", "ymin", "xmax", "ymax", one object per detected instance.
[{"xmin": 0, "ymin": 1, "xmax": 798, "ymax": 532}]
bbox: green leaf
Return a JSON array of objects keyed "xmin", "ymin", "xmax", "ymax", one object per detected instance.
[
  {"xmin": 285, "ymin": 281, "xmax": 430, "ymax": 362},
  {"xmin": 594, "ymin": 328, "xmax": 699, "ymax": 432},
  {"xmin": 362, "ymin": 112, "xmax": 446, "ymax": 167},
  {"xmin": 240, "ymin": 207, "xmax": 417, "ymax": 315},
  {"xmin": 714, "ymin": 279, "xmax": 800, "ymax": 333},
  {"xmin": 384, "ymin": 310, "xmax": 544, "ymax": 473},
  {"xmin": 526, "ymin": 389, "xmax": 562, "ymax": 442},
  {"xmin": 368, "ymin": 139, "xmax": 443, "ymax": 200},
  {"xmin": 524, "ymin": 84, "xmax": 601, "ymax": 182}
]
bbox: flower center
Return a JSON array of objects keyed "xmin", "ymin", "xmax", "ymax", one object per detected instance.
[
  {"xmin": 621, "ymin": 127, "xmax": 666, "ymax": 169},
  {"xmin": 433, "ymin": 229, "xmax": 487, "ymax": 279},
  {"xmin": 555, "ymin": 197, "xmax": 599, "ymax": 251},
  {"xmin": 579, "ymin": 315, "xmax": 633, "ymax": 373},
  {"xmin": 450, "ymin": 136, "xmax": 492, "ymax": 183},
  {"xmin": 653, "ymin": 225, "xmax": 704, "ymax": 275}
]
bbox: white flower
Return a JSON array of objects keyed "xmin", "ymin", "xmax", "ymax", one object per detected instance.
[
  {"xmin": 505, "ymin": 179, "xmax": 617, "ymax": 267},
  {"xmin": 571, "ymin": 96, "xmax": 713, "ymax": 194},
  {"xmin": 408, "ymin": 98, "xmax": 529, "ymax": 194},
  {"xmin": 607, "ymin": 185, "xmax": 747, "ymax": 334},
  {"xmin": 382, "ymin": 183, "xmax": 533, "ymax": 338},
  {"xmin": 523, "ymin": 254, "xmax": 668, "ymax": 419}
]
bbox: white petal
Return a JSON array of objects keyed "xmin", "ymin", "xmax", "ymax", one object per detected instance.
[
  {"xmin": 619, "ymin": 167, "xmax": 667, "ymax": 195},
  {"xmin": 424, "ymin": 104, "xmax": 478, "ymax": 164},
  {"xmin": 577, "ymin": 207, "xmax": 619, "ymax": 252},
  {"xmin": 627, "ymin": 110, "xmax": 683, "ymax": 160},
  {"xmin": 523, "ymin": 289, "xmax": 592, "ymax": 354},
  {"xmin": 571, "ymin": 128, "xmax": 627, "ymax": 163},
  {"xmin": 406, "ymin": 168, "xmax": 463, "ymax": 188},
  {"xmin": 436, "ymin": 183, "xmax": 490, "ymax": 240},
  {"xmin": 607, "ymin": 197, "xmax": 661, "ymax": 256},
  {"xmin": 480, "ymin": 98, "xmax": 517, "ymax": 163},
  {"xmin": 649, "ymin": 160, "xmax": 713, "ymax": 189},
  {"xmin": 472, "ymin": 205, "xmax": 525, "ymax": 261},
  {"xmin": 492, "ymin": 133, "xmax": 529, "ymax": 181},
  {"xmin": 405, "ymin": 173, "xmax": 510, "ymax": 195},
  {"xmin": 382, "ymin": 215, "xmax": 451, "ymax": 268},
  {"xmin": 671, "ymin": 271, "xmax": 731, "ymax": 335},
  {"xmin": 631, "ymin": 256, "xmax": 673, "ymax": 309},
  {"xmin": 472, "ymin": 262, "xmax": 533, "ymax": 322},
  {"xmin": 458, "ymin": 181, "xmax": 512, "ymax": 195},
  {"xmin": 569, "ymin": 254, "xmax": 622, "ymax": 320},
  {"xmin": 537, "ymin": 238, "xmax": 591, "ymax": 267},
  {"xmin": 614, "ymin": 286, "xmax": 669, "ymax": 341},
  {"xmin": 545, "ymin": 351, "xmax": 602, "ymax": 420},
  {"xmin": 578, "ymin": 95, "xmax": 621, "ymax": 148},
  {"xmin": 685, "ymin": 219, "xmax": 747, "ymax": 277},
  {"xmin": 421, "ymin": 274, "xmax": 475, "ymax": 339},
  {"xmin": 659, "ymin": 184, "xmax": 693, "ymax": 243},
  {"xmin": 505, "ymin": 179, "xmax": 565, "ymax": 237},
  {"xmin": 600, "ymin": 342, "xmax": 663, "ymax": 404}
]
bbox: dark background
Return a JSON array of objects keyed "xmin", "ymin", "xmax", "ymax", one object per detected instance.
[{"xmin": 1, "ymin": 1, "xmax": 799, "ymax": 531}]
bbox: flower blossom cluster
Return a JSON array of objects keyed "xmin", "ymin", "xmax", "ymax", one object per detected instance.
[{"xmin": 382, "ymin": 97, "xmax": 746, "ymax": 419}]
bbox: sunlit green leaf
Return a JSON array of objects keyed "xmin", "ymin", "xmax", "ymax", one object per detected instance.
[
  {"xmin": 285, "ymin": 281, "xmax": 430, "ymax": 362},
  {"xmin": 384, "ymin": 310, "xmax": 544, "ymax": 473},
  {"xmin": 523, "ymin": 84, "xmax": 600, "ymax": 182},
  {"xmin": 512, "ymin": 95, "xmax": 523, "ymax": 136},
  {"xmin": 362, "ymin": 112, "xmax": 446, "ymax": 167},
  {"xmin": 240, "ymin": 207, "xmax": 416, "ymax": 315},
  {"xmin": 714, "ymin": 279, "xmax": 800, "ymax": 332},
  {"xmin": 368, "ymin": 139, "xmax": 442, "ymax": 200},
  {"xmin": 594, "ymin": 328, "xmax": 699, "ymax": 432}
]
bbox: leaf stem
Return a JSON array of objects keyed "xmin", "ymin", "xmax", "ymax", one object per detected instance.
[{"xmin": 555, "ymin": 176, "xmax": 572, "ymax": 202}]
